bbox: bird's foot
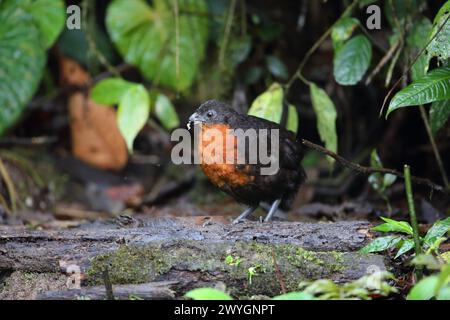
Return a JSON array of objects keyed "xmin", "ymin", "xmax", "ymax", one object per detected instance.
[
  {"xmin": 232, "ymin": 205, "xmax": 258, "ymax": 224},
  {"xmin": 263, "ymin": 199, "xmax": 282, "ymax": 222}
]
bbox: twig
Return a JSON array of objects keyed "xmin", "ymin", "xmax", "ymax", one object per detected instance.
[
  {"xmin": 284, "ymin": 0, "xmax": 359, "ymax": 93},
  {"xmin": 173, "ymin": 0, "xmax": 180, "ymax": 79},
  {"xmin": 0, "ymin": 136, "xmax": 57, "ymax": 147},
  {"xmin": 379, "ymin": 13, "xmax": 450, "ymax": 117},
  {"xmin": 301, "ymin": 139, "xmax": 448, "ymax": 195},
  {"xmin": 0, "ymin": 158, "xmax": 18, "ymax": 214},
  {"xmin": 365, "ymin": 38, "xmax": 401, "ymax": 85},
  {"xmin": 102, "ymin": 267, "xmax": 115, "ymax": 300},
  {"xmin": 271, "ymin": 247, "xmax": 286, "ymax": 294},
  {"xmin": 90, "ymin": 64, "xmax": 133, "ymax": 85},
  {"xmin": 404, "ymin": 165, "xmax": 423, "ymax": 280},
  {"xmin": 82, "ymin": 0, "xmax": 119, "ymax": 77},
  {"xmin": 419, "ymin": 105, "xmax": 449, "ymax": 188},
  {"xmin": 219, "ymin": 0, "xmax": 237, "ymax": 69}
]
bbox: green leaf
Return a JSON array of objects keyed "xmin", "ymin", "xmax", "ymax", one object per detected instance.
[
  {"xmin": 437, "ymin": 286, "xmax": 450, "ymax": 300},
  {"xmin": 387, "ymin": 67, "xmax": 450, "ymax": 117},
  {"xmin": 106, "ymin": 0, "xmax": 208, "ymax": 91},
  {"xmin": 406, "ymin": 17, "xmax": 432, "ymax": 81},
  {"xmin": 0, "ymin": 0, "xmax": 46, "ymax": 135},
  {"xmin": 117, "ymin": 85, "xmax": 150, "ymax": 152},
  {"xmin": 430, "ymin": 99, "xmax": 450, "ymax": 136},
  {"xmin": 407, "ymin": 275, "xmax": 439, "ymax": 300},
  {"xmin": 27, "ymin": 0, "xmax": 66, "ymax": 49},
  {"xmin": 395, "ymin": 239, "xmax": 415, "ymax": 258},
  {"xmin": 272, "ymin": 292, "xmax": 315, "ymax": 300},
  {"xmin": 184, "ymin": 288, "xmax": 233, "ymax": 300},
  {"xmin": 372, "ymin": 217, "xmax": 413, "ymax": 235},
  {"xmin": 359, "ymin": 236, "xmax": 402, "ymax": 253},
  {"xmin": 331, "ymin": 17, "xmax": 359, "ymax": 50},
  {"xmin": 91, "ymin": 78, "xmax": 135, "ymax": 105},
  {"xmin": 248, "ymin": 83, "xmax": 298, "ymax": 133},
  {"xmin": 426, "ymin": 1, "xmax": 450, "ymax": 70},
  {"xmin": 309, "ymin": 83, "xmax": 338, "ymax": 161},
  {"xmin": 265, "ymin": 56, "xmax": 288, "ymax": 80},
  {"xmin": 154, "ymin": 94, "xmax": 180, "ymax": 130},
  {"xmin": 333, "ymin": 35, "xmax": 372, "ymax": 85},
  {"xmin": 424, "ymin": 216, "xmax": 450, "ymax": 246}
]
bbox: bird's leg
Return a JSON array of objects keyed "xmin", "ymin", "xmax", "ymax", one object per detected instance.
[
  {"xmin": 263, "ymin": 199, "xmax": 282, "ymax": 222},
  {"xmin": 232, "ymin": 205, "xmax": 258, "ymax": 224}
]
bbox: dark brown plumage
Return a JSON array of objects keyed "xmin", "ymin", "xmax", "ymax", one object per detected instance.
[{"xmin": 189, "ymin": 100, "xmax": 306, "ymax": 222}]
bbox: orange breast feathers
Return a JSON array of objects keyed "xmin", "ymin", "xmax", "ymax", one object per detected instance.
[{"xmin": 198, "ymin": 124, "xmax": 254, "ymax": 188}]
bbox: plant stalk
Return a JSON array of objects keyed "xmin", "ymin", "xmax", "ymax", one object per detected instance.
[{"xmin": 403, "ymin": 165, "xmax": 422, "ymax": 279}]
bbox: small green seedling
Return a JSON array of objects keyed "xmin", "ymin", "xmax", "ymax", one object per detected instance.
[
  {"xmin": 247, "ymin": 264, "xmax": 264, "ymax": 285},
  {"xmin": 225, "ymin": 255, "xmax": 242, "ymax": 267},
  {"xmin": 368, "ymin": 150, "xmax": 396, "ymax": 213},
  {"xmin": 360, "ymin": 216, "xmax": 450, "ymax": 259}
]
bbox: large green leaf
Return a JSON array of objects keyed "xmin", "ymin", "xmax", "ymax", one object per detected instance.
[
  {"xmin": 184, "ymin": 288, "xmax": 233, "ymax": 300},
  {"xmin": 333, "ymin": 35, "xmax": 372, "ymax": 85},
  {"xmin": 248, "ymin": 83, "xmax": 298, "ymax": 133},
  {"xmin": 154, "ymin": 94, "xmax": 180, "ymax": 130},
  {"xmin": 406, "ymin": 17, "xmax": 432, "ymax": 81},
  {"xmin": 117, "ymin": 85, "xmax": 150, "ymax": 151},
  {"xmin": 91, "ymin": 78, "xmax": 135, "ymax": 105},
  {"xmin": 426, "ymin": 1, "xmax": 450, "ymax": 70},
  {"xmin": 430, "ymin": 99, "xmax": 450, "ymax": 136},
  {"xmin": 309, "ymin": 83, "xmax": 337, "ymax": 160},
  {"xmin": 387, "ymin": 67, "xmax": 450, "ymax": 117},
  {"xmin": 27, "ymin": 0, "xmax": 66, "ymax": 49},
  {"xmin": 106, "ymin": 0, "xmax": 208, "ymax": 91},
  {"xmin": 0, "ymin": 1, "xmax": 46, "ymax": 135}
]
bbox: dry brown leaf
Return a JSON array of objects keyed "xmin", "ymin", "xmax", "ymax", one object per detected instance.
[{"xmin": 59, "ymin": 57, "xmax": 128, "ymax": 170}]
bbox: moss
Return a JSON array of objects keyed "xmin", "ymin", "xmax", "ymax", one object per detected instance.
[
  {"xmin": 86, "ymin": 240, "xmax": 353, "ymax": 297},
  {"xmin": 88, "ymin": 244, "xmax": 171, "ymax": 284}
]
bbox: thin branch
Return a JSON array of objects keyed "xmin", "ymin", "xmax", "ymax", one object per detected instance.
[
  {"xmin": 219, "ymin": 0, "xmax": 237, "ymax": 70},
  {"xmin": 284, "ymin": 0, "xmax": 359, "ymax": 93},
  {"xmin": 271, "ymin": 248, "xmax": 286, "ymax": 295},
  {"xmin": 419, "ymin": 105, "xmax": 449, "ymax": 188},
  {"xmin": 82, "ymin": 0, "xmax": 119, "ymax": 77},
  {"xmin": 173, "ymin": 0, "xmax": 180, "ymax": 79},
  {"xmin": 0, "ymin": 158, "xmax": 18, "ymax": 214},
  {"xmin": 365, "ymin": 38, "xmax": 401, "ymax": 85},
  {"xmin": 301, "ymin": 139, "xmax": 448, "ymax": 195}
]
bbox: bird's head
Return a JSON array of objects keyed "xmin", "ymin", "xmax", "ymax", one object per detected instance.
[{"xmin": 188, "ymin": 100, "xmax": 237, "ymax": 129}]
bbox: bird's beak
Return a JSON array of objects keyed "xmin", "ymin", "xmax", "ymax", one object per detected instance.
[{"xmin": 187, "ymin": 112, "xmax": 203, "ymax": 129}]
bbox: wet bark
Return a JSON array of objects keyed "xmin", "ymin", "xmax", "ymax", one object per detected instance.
[{"xmin": 0, "ymin": 218, "xmax": 384, "ymax": 298}]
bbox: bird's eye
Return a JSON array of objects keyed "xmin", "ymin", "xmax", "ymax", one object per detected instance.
[{"xmin": 206, "ymin": 111, "xmax": 215, "ymax": 118}]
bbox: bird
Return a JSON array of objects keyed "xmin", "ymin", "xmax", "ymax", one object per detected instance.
[{"xmin": 188, "ymin": 100, "xmax": 306, "ymax": 223}]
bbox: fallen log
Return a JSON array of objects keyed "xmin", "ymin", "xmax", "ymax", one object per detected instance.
[
  {"xmin": 37, "ymin": 281, "xmax": 177, "ymax": 300},
  {"xmin": 0, "ymin": 218, "xmax": 384, "ymax": 298}
]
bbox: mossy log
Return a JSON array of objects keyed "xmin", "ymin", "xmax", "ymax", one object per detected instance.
[{"xmin": 0, "ymin": 218, "xmax": 385, "ymax": 298}]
